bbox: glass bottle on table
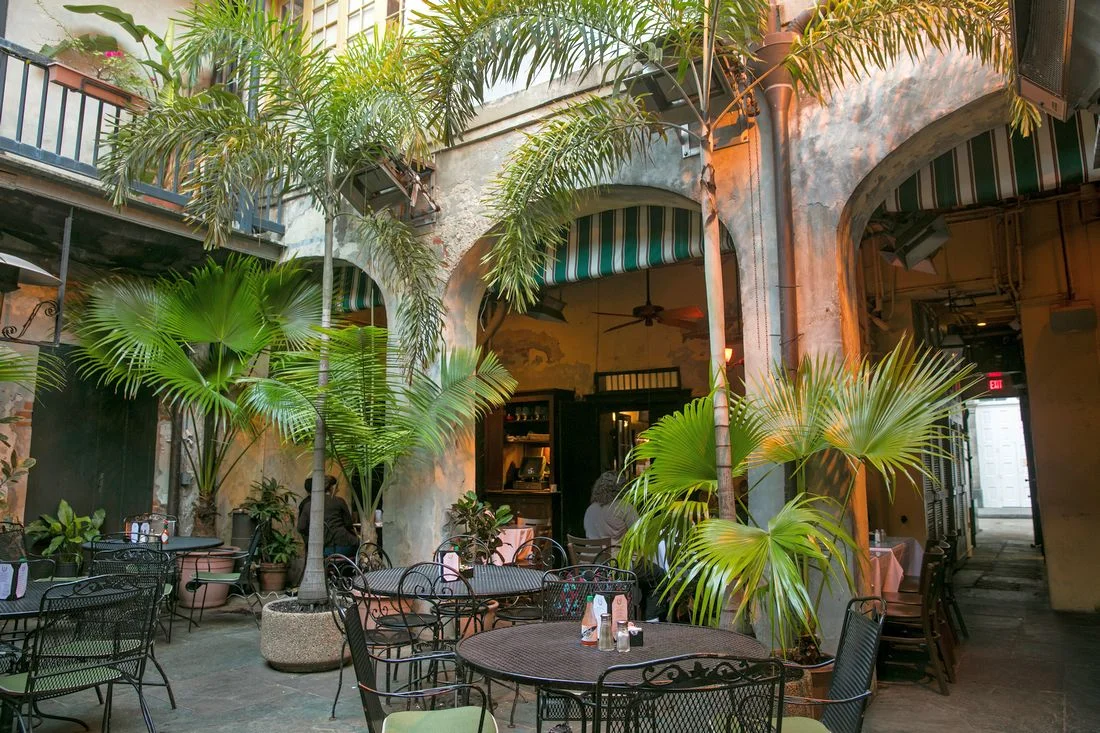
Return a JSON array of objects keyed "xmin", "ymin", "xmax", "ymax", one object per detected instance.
[
  {"xmin": 615, "ymin": 620, "xmax": 630, "ymax": 652},
  {"xmin": 580, "ymin": 595, "xmax": 597, "ymax": 646},
  {"xmin": 598, "ymin": 613, "xmax": 614, "ymax": 651}
]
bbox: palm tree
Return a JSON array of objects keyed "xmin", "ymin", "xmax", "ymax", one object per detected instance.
[
  {"xmin": 416, "ymin": 0, "xmax": 1036, "ymax": 522},
  {"xmin": 618, "ymin": 338, "xmax": 978, "ymax": 650},
  {"xmin": 97, "ymin": 4, "xmax": 444, "ymax": 602},
  {"xmin": 71, "ymin": 256, "xmax": 322, "ymax": 535},
  {"xmin": 244, "ymin": 325, "xmax": 517, "ymax": 548}
]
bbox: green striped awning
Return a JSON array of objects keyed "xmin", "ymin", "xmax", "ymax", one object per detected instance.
[
  {"xmin": 336, "ymin": 266, "xmax": 383, "ymax": 313},
  {"xmin": 884, "ymin": 111, "xmax": 1099, "ymax": 212},
  {"xmin": 537, "ymin": 205, "xmax": 734, "ymax": 288}
]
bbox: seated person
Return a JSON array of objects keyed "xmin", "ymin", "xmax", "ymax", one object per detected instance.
[
  {"xmin": 583, "ymin": 471, "xmax": 637, "ymax": 544},
  {"xmin": 297, "ymin": 474, "xmax": 358, "ymax": 558}
]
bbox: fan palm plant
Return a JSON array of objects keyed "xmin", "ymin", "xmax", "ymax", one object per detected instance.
[
  {"xmin": 0, "ymin": 347, "xmax": 64, "ymax": 515},
  {"xmin": 71, "ymin": 256, "xmax": 322, "ymax": 535},
  {"xmin": 416, "ymin": 0, "xmax": 1036, "ymax": 521},
  {"xmin": 244, "ymin": 325, "xmax": 516, "ymax": 550},
  {"xmin": 97, "ymin": 3, "xmax": 445, "ymax": 602},
  {"xmin": 618, "ymin": 338, "xmax": 978, "ymax": 652}
]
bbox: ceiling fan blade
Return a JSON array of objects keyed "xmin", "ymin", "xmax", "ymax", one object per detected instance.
[
  {"xmin": 661, "ymin": 306, "xmax": 705, "ymax": 320},
  {"xmin": 592, "ymin": 311, "xmax": 638, "ymax": 318},
  {"xmin": 657, "ymin": 317, "xmax": 702, "ymax": 330},
  {"xmin": 604, "ymin": 319, "xmax": 644, "ymax": 333}
]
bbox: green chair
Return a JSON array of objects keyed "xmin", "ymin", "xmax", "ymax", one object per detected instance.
[
  {"xmin": 184, "ymin": 523, "xmax": 264, "ymax": 631},
  {"xmin": 345, "ymin": 593, "xmax": 497, "ymax": 733}
]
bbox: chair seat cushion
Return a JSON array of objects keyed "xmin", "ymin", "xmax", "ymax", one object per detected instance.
[
  {"xmin": 781, "ymin": 716, "xmax": 830, "ymax": 733},
  {"xmin": 381, "ymin": 705, "xmax": 497, "ymax": 733},
  {"xmin": 192, "ymin": 572, "xmax": 241, "ymax": 584},
  {"xmin": 0, "ymin": 664, "xmax": 123, "ymax": 696}
]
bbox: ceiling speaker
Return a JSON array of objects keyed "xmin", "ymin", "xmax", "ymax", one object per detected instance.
[{"xmin": 1010, "ymin": 0, "xmax": 1076, "ymax": 121}]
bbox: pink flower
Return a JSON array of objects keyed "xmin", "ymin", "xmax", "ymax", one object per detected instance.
[{"xmin": 104, "ymin": 50, "xmax": 124, "ymax": 58}]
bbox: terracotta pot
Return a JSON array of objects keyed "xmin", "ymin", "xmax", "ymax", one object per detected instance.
[
  {"xmin": 176, "ymin": 549, "xmax": 239, "ymax": 609},
  {"xmin": 456, "ymin": 599, "xmax": 498, "ymax": 639},
  {"xmin": 258, "ymin": 562, "xmax": 287, "ymax": 592},
  {"xmin": 47, "ymin": 62, "xmax": 146, "ymax": 110}
]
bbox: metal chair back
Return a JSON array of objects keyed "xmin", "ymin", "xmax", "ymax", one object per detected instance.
[
  {"xmin": 822, "ymin": 597, "xmax": 886, "ymax": 733},
  {"xmin": 325, "ymin": 553, "xmax": 360, "ymax": 636},
  {"xmin": 90, "ymin": 546, "xmax": 172, "ymax": 594},
  {"xmin": 355, "ymin": 542, "xmax": 391, "ymax": 571},
  {"xmin": 510, "ymin": 536, "xmax": 566, "ymax": 570},
  {"xmin": 435, "ymin": 535, "xmax": 504, "ymax": 565},
  {"xmin": 566, "ymin": 533, "xmax": 613, "ymax": 565},
  {"xmin": 541, "ymin": 564, "xmax": 637, "ymax": 621},
  {"xmin": 31, "ymin": 575, "xmax": 159, "ymax": 701},
  {"xmin": 396, "ymin": 561, "xmax": 481, "ymax": 647},
  {"xmin": 595, "ymin": 653, "xmax": 786, "ymax": 732},
  {"xmin": 344, "ymin": 590, "xmax": 393, "ymax": 733}
]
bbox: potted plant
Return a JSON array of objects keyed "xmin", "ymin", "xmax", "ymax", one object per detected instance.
[
  {"xmin": 25, "ymin": 499, "xmax": 105, "ymax": 576},
  {"xmin": 239, "ymin": 477, "xmax": 298, "ymax": 593},
  {"xmin": 448, "ymin": 491, "xmax": 513, "ymax": 564}
]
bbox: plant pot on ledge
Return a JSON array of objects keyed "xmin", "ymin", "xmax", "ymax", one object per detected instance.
[
  {"xmin": 260, "ymin": 599, "xmax": 349, "ymax": 672},
  {"xmin": 258, "ymin": 562, "xmax": 288, "ymax": 592},
  {"xmin": 46, "ymin": 63, "xmax": 146, "ymax": 110}
]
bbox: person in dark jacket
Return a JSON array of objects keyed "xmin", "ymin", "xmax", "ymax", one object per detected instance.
[{"xmin": 297, "ymin": 474, "xmax": 358, "ymax": 557}]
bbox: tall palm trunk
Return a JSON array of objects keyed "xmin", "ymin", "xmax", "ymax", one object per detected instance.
[
  {"xmin": 300, "ymin": 154, "xmax": 337, "ymax": 604},
  {"xmin": 699, "ymin": 130, "xmax": 734, "ymax": 519}
]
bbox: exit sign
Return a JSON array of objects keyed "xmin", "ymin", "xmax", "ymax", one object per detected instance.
[{"xmin": 987, "ymin": 372, "xmax": 1005, "ymax": 391}]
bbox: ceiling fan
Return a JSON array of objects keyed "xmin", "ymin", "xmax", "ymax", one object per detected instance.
[{"xmin": 595, "ymin": 269, "xmax": 705, "ymax": 333}]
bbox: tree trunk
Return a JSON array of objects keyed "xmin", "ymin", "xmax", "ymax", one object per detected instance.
[
  {"xmin": 699, "ymin": 132, "xmax": 734, "ymax": 519},
  {"xmin": 299, "ymin": 203, "xmax": 335, "ymax": 604}
]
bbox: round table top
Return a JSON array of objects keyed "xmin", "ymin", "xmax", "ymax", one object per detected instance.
[
  {"xmin": 456, "ymin": 620, "xmax": 768, "ymax": 690},
  {"xmin": 82, "ymin": 536, "xmax": 224, "ymax": 553},
  {"xmin": 0, "ymin": 578, "xmax": 78, "ymax": 620},
  {"xmin": 359, "ymin": 564, "xmax": 545, "ymax": 599}
]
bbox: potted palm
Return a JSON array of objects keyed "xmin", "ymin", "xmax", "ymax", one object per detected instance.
[
  {"xmin": 619, "ymin": 339, "xmax": 977, "ymax": 672},
  {"xmin": 25, "ymin": 500, "xmax": 105, "ymax": 577},
  {"xmin": 240, "ymin": 477, "xmax": 299, "ymax": 592}
]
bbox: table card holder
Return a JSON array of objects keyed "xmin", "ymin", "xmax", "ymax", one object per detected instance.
[
  {"xmin": 611, "ymin": 594, "xmax": 628, "ymax": 628},
  {"xmin": 0, "ymin": 558, "xmax": 28, "ymax": 601},
  {"xmin": 591, "ymin": 594, "xmax": 608, "ymax": 639}
]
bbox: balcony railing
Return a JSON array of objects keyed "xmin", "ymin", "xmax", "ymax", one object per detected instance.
[{"xmin": 0, "ymin": 38, "xmax": 284, "ymax": 236}]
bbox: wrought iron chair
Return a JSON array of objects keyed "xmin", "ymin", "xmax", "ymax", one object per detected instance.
[
  {"xmin": 782, "ymin": 597, "xmax": 886, "ymax": 733},
  {"xmin": 592, "ymin": 653, "xmax": 786, "ymax": 733},
  {"xmin": 184, "ymin": 522, "xmax": 264, "ymax": 631},
  {"xmin": 390, "ymin": 561, "xmax": 483, "ymax": 653},
  {"xmin": 356, "ymin": 542, "xmax": 392, "ymax": 571},
  {"xmin": 91, "ymin": 532, "xmax": 165, "ymax": 550},
  {"xmin": 565, "ymin": 534, "xmax": 613, "ymax": 566},
  {"xmin": 90, "ymin": 546, "xmax": 179, "ymax": 709},
  {"xmin": 0, "ymin": 574, "xmax": 160, "ymax": 732},
  {"xmin": 345, "ymin": 595, "xmax": 498, "ymax": 732},
  {"xmin": 327, "ymin": 554, "xmax": 415, "ymax": 719},
  {"xmin": 494, "ymin": 536, "xmax": 567, "ymax": 627},
  {"xmin": 435, "ymin": 535, "xmax": 506, "ymax": 566},
  {"xmin": 538, "ymin": 564, "xmax": 638, "ymax": 733},
  {"xmin": 878, "ymin": 546, "xmax": 952, "ymax": 695}
]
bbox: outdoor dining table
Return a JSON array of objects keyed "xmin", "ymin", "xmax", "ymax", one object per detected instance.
[
  {"xmin": 455, "ymin": 620, "xmax": 768, "ymax": 691},
  {"xmin": 0, "ymin": 577, "xmax": 77, "ymax": 621},
  {"xmin": 358, "ymin": 564, "xmax": 545, "ymax": 599},
  {"xmin": 81, "ymin": 536, "xmax": 224, "ymax": 554},
  {"xmin": 868, "ymin": 535, "xmax": 924, "ymax": 594}
]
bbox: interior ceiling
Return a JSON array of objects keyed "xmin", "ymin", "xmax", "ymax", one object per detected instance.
[{"xmin": 0, "ymin": 188, "xmax": 218, "ymax": 284}]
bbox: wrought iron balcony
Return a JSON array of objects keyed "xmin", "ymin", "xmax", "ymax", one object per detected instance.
[{"xmin": 0, "ymin": 37, "xmax": 284, "ymax": 236}]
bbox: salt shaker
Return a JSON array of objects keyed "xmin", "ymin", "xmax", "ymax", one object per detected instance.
[
  {"xmin": 615, "ymin": 621, "xmax": 630, "ymax": 652},
  {"xmin": 598, "ymin": 614, "xmax": 614, "ymax": 651}
]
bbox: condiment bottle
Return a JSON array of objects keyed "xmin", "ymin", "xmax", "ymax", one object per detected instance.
[
  {"xmin": 615, "ymin": 620, "xmax": 630, "ymax": 652},
  {"xmin": 598, "ymin": 613, "xmax": 614, "ymax": 651},
  {"xmin": 580, "ymin": 595, "xmax": 598, "ymax": 646},
  {"xmin": 160, "ymin": 528, "xmax": 170, "ymax": 545}
]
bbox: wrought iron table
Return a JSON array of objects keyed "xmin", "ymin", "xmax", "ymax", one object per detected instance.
[
  {"xmin": 359, "ymin": 564, "xmax": 545, "ymax": 599},
  {"xmin": 455, "ymin": 620, "xmax": 768, "ymax": 690},
  {"xmin": 0, "ymin": 578, "xmax": 75, "ymax": 621},
  {"xmin": 82, "ymin": 536, "xmax": 224, "ymax": 553}
]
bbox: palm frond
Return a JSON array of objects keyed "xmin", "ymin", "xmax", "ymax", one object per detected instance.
[
  {"xmin": 485, "ymin": 94, "xmax": 664, "ymax": 308},
  {"xmin": 662, "ymin": 493, "xmax": 855, "ymax": 650},
  {"xmin": 751, "ymin": 353, "xmax": 843, "ymax": 467},
  {"xmin": 0, "ymin": 347, "xmax": 64, "ymax": 392},
  {"xmin": 354, "ymin": 211, "xmax": 445, "ymax": 372},
  {"xmin": 825, "ymin": 336, "xmax": 980, "ymax": 495}
]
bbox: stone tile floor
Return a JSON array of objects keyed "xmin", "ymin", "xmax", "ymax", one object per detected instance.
[{"xmin": 19, "ymin": 518, "xmax": 1100, "ymax": 731}]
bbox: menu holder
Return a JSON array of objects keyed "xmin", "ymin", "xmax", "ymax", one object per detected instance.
[{"xmin": 0, "ymin": 559, "xmax": 28, "ymax": 600}]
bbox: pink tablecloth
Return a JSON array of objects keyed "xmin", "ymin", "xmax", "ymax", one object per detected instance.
[
  {"xmin": 495, "ymin": 526, "xmax": 535, "ymax": 565},
  {"xmin": 883, "ymin": 536, "xmax": 924, "ymax": 576},
  {"xmin": 868, "ymin": 547, "xmax": 905, "ymax": 595}
]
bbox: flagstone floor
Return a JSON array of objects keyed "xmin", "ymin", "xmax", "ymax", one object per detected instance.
[{"xmin": 19, "ymin": 517, "xmax": 1100, "ymax": 732}]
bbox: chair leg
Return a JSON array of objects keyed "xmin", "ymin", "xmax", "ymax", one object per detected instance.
[
  {"xmin": 148, "ymin": 647, "xmax": 178, "ymax": 709},
  {"xmin": 133, "ymin": 683, "xmax": 156, "ymax": 733},
  {"xmin": 31, "ymin": 702, "xmax": 90, "ymax": 731},
  {"xmin": 330, "ymin": 639, "xmax": 347, "ymax": 719},
  {"xmin": 101, "ymin": 683, "xmax": 114, "ymax": 732},
  {"xmin": 926, "ymin": 633, "xmax": 951, "ymax": 696},
  {"xmin": 948, "ymin": 594, "xmax": 969, "ymax": 639}
]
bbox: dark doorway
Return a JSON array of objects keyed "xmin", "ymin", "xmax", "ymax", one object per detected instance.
[{"xmin": 25, "ymin": 345, "xmax": 158, "ymax": 534}]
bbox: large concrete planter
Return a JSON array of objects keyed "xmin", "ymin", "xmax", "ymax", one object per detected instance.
[{"xmin": 260, "ymin": 599, "xmax": 349, "ymax": 672}]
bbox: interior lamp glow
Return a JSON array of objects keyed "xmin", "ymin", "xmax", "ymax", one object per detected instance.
[{"xmin": 724, "ymin": 347, "xmax": 734, "ymax": 363}]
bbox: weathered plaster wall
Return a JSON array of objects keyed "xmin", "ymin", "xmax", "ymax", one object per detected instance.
[{"xmin": 491, "ymin": 258, "xmax": 741, "ymax": 397}]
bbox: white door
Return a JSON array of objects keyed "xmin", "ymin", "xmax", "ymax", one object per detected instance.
[{"xmin": 973, "ymin": 399, "xmax": 1030, "ymax": 509}]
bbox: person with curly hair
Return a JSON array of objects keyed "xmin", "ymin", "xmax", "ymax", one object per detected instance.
[{"xmin": 583, "ymin": 471, "xmax": 637, "ymax": 544}]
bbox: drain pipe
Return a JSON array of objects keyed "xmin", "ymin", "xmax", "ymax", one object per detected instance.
[{"xmin": 752, "ymin": 13, "xmax": 800, "ymax": 371}]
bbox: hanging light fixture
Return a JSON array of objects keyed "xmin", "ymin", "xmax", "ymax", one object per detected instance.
[{"xmin": 525, "ymin": 291, "xmax": 568, "ymax": 324}]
